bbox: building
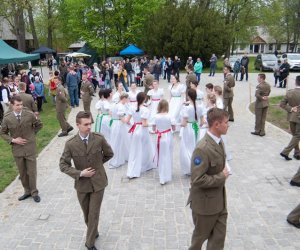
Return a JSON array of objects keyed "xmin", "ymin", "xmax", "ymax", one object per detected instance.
[
  {"xmin": 0, "ymin": 17, "xmax": 34, "ymax": 52},
  {"xmin": 234, "ymin": 27, "xmax": 300, "ymax": 55}
]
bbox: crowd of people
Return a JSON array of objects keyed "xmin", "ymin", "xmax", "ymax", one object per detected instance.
[{"xmin": 1, "ymin": 53, "xmax": 300, "ymax": 250}]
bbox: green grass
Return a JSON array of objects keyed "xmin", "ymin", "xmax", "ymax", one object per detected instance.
[
  {"xmin": 250, "ymin": 95, "xmax": 290, "ymax": 133},
  {"xmin": 0, "ymin": 96, "xmax": 67, "ymax": 192}
]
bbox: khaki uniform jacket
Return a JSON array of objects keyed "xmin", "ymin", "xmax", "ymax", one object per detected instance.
[
  {"xmin": 280, "ymin": 88, "xmax": 300, "ymax": 123},
  {"xmin": 187, "ymin": 133, "xmax": 226, "ymax": 215},
  {"xmin": 60, "ymin": 133, "xmax": 114, "ymax": 193},
  {"xmin": 81, "ymin": 80, "xmax": 94, "ymax": 103},
  {"xmin": 0, "ymin": 110, "xmax": 43, "ymax": 157},
  {"xmin": 255, "ymin": 82, "xmax": 271, "ymax": 108},
  {"xmin": 56, "ymin": 84, "xmax": 68, "ymax": 112},
  {"xmin": 223, "ymin": 73, "xmax": 235, "ymax": 98},
  {"xmin": 144, "ymin": 73, "xmax": 154, "ymax": 92},
  {"xmin": 19, "ymin": 92, "xmax": 37, "ymax": 112},
  {"xmin": 186, "ymin": 72, "xmax": 197, "ymax": 87}
]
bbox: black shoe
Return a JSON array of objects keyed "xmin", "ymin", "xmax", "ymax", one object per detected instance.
[
  {"xmin": 259, "ymin": 133, "xmax": 266, "ymax": 137},
  {"xmin": 287, "ymin": 219, "xmax": 300, "ymax": 228},
  {"xmin": 294, "ymin": 155, "xmax": 300, "ymax": 160},
  {"xmin": 290, "ymin": 180, "xmax": 300, "ymax": 187},
  {"xmin": 58, "ymin": 132, "xmax": 68, "ymax": 137},
  {"xmin": 251, "ymin": 132, "xmax": 260, "ymax": 136},
  {"xmin": 85, "ymin": 244, "xmax": 98, "ymax": 250},
  {"xmin": 18, "ymin": 194, "xmax": 31, "ymax": 201},
  {"xmin": 229, "ymin": 119, "xmax": 234, "ymax": 122},
  {"xmin": 95, "ymin": 234, "xmax": 99, "ymax": 239},
  {"xmin": 280, "ymin": 153, "xmax": 292, "ymax": 161},
  {"xmin": 33, "ymin": 195, "xmax": 41, "ymax": 203},
  {"xmin": 67, "ymin": 126, "xmax": 74, "ymax": 133}
]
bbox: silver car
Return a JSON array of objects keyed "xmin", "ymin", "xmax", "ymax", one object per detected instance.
[
  {"xmin": 280, "ymin": 53, "xmax": 300, "ymax": 70},
  {"xmin": 254, "ymin": 54, "xmax": 278, "ymax": 71}
]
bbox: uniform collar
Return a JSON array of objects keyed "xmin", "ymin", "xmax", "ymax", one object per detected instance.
[
  {"xmin": 13, "ymin": 111, "xmax": 22, "ymax": 117},
  {"xmin": 207, "ymin": 130, "xmax": 221, "ymax": 144},
  {"xmin": 78, "ymin": 133, "xmax": 89, "ymax": 141}
]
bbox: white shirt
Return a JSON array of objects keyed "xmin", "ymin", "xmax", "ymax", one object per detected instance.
[{"xmin": 207, "ymin": 130, "xmax": 221, "ymax": 144}]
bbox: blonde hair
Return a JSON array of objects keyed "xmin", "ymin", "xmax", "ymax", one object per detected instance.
[
  {"xmin": 157, "ymin": 99, "xmax": 169, "ymax": 113},
  {"xmin": 213, "ymin": 85, "xmax": 222, "ymax": 96},
  {"xmin": 207, "ymin": 93, "xmax": 216, "ymax": 105},
  {"xmin": 120, "ymin": 93, "xmax": 129, "ymax": 100}
]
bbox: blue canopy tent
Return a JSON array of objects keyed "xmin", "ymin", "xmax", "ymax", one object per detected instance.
[
  {"xmin": 119, "ymin": 44, "xmax": 144, "ymax": 56},
  {"xmin": 32, "ymin": 46, "xmax": 56, "ymax": 54}
]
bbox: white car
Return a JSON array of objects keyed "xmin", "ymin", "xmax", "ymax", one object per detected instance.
[{"xmin": 280, "ymin": 53, "xmax": 300, "ymax": 70}]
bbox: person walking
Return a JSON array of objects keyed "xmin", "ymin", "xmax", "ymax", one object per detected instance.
[
  {"xmin": 209, "ymin": 54, "xmax": 217, "ymax": 77},
  {"xmin": 60, "ymin": 111, "xmax": 114, "ymax": 250},
  {"xmin": 194, "ymin": 58, "xmax": 203, "ymax": 83},
  {"xmin": 66, "ymin": 66, "xmax": 80, "ymax": 108},
  {"xmin": 187, "ymin": 108, "xmax": 230, "ymax": 250},
  {"xmin": 81, "ymin": 73, "xmax": 94, "ymax": 113},
  {"xmin": 55, "ymin": 77, "xmax": 74, "ymax": 137},
  {"xmin": 223, "ymin": 66, "xmax": 235, "ymax": 122},
  {"xmin": 33, "ymin": 76, "xmax": 45, "ymax": 112},
  {"xmin": 280, "ymin": 76, "xmax": 300, "ymax": 161},
  {"xmin": 251, "ymin": 74, "xmax": 271, "ymax": 137},
  {"xmin": 0, "ymin": 95, "xmax": 43, "ymax": 202}
]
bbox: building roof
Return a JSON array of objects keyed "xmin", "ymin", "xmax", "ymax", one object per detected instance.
[
  {"xmin": 68, "ymin": 41, "xmax": 86, "ymax": 49},
  {"xmin": 0, "ymin": 17, "xmax": 33, "ymax": 40}
]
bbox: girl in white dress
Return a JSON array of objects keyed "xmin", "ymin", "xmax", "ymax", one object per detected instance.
[
  {"xmin": 153, "ymin": 100, "xmax": 175, "ymax": 185},
  {"xmin": 112, "ymin": 82, "xmax": 124, "ymax": 103},
  {"xmin": 199, "ymin": 93, "xmax": 217, "ymax": 140},
  {"xmin": 180, "ymin": 89, "xmax": 201, "ymax": 175},
  {"xmin": 94, "ymin": 89, "xmax": 105, "ymax": 132},
  {"xmin": 95, "ymin": 89, "xmax": 112, "ymax": 142},
  {"xmin": 126, "ymin": 92, "xmax": 155, "ymax": 178},
  {"xmin": 168, "ymin": 75, "xmax": 185, "ymax": 129},
  {"xmin": 147, "ymin": 80, "xmax": 164, "ymax": 129},
  {"xmin": 128, "ymin": 83, "xmax": 141, "ymax": 110},
  {"xmin": 190, "ymin": 80, "xmax": 204, "ymax": 108},
  {"xmin": 109, "ymin": 93, "xmax": 130, "ymax": 168}
]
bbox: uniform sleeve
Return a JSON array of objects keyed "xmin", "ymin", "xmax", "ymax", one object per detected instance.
[
  {"xmin": 280, "ymin": 93, "xmax": 292, "ymax": 112},
  {"xmin": 191, "ymin": 147, "xmax": 226, "ymax": 189},
  {"xmin": 101, "ymin": 136, "xmax": 114, "ymax": 163},
  {"xmin": 0, "ymin": 117, "xmax": 12, "ymax": 144},
  {"xmin": 255, "ymin": 85, "xmax": 264, "ymax": 101},
  {"xmin": 59, "ymin": 142, "xmax": 81, "ymax": 180}
]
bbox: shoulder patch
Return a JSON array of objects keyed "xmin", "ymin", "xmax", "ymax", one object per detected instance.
[{"xmin": 193, "ymin": 157, "xmax": 202, "ymax": 166}]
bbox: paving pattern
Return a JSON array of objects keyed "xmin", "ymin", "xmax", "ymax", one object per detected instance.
[{"xmin": 0, "ymin": 70, "xmax": 300, "ymax": 250}]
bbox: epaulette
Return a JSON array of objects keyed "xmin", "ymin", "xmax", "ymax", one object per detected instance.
[
  {"xmin": 93, "ymin": 132, "xmax": 104, "ymax": 138},
  {"xmin": 3, "ymin": 111, "xmax": 13, "ymax": 117},
  {"xmin": 66, "ymin": 134, "xmax": 77, "ymax": 142}
]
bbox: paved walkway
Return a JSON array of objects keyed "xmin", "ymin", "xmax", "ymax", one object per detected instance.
[{"xmin": 0, "ymin": 72, "xmax": 300, "ymax": 250}]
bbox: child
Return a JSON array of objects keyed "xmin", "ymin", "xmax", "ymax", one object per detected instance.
[{"xmin": 33, "ymin": 76, "xmax": 45, "ymax": 112}]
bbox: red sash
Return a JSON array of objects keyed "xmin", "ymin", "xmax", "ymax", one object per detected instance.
[
  {"xmin": 128, "ymin": 122, "xmax": 142, "ymax": 133},
  {"xmin": 155, "ymin": 129, "xmax": 171, "ymax": 166}
]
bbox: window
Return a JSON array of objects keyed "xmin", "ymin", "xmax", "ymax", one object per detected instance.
[
  {"xmin": 269, "ymin": 44, "xmax": 273, "ymax": 51},
  {"xmin": 276, "ymin": 44, "xmax": 281, "ymax": 50}
]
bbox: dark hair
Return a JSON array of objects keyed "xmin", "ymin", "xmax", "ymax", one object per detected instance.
[
  {"xmin": 224, "ymin": 65, "xmax": 231, "ymax": 71},
  {"xmin": 98, "ymin": 89, "xmax": 105, "ymax": 98},
  {"xmin": 10, "ymin": 95, "xmax": 22, "ymax": 104},
  {"xmin": 191, "ymin": 80, "xmax": 198, "ymax": 87},
  {"xmin": 144, "ymin": 66, "xmax": 149, "ymax": 72},
  {"xmin": 213, "ymin": 85, "xmax": 222, "ymax": 96},
  {"xmin": 296, "ymin": 76, "xmax": 300, "ymax": 86},
  {"xmin": 258, "ymin": 73, "xmax": 266, "ymax": 80},
  {"xmin": 207, "ymin": 108, "xmax": 229, "ymax": 128},
  {"xmin": 76, "ymin": 111, "xmax": 92, "ymax": 124},
  {"xmin": 54, "ymin": 70, "xmax": 59, "ymax": 76},
  {"xmin": 188, "ymin": 64, "xmax": 193, "ymax": 70},
  {"xmin": 103, "ymin": 89, "xmax": 112, "ymax": 99},
  {"xmin": 188, "ymin": 89, "xmax": 198, "ymax": 121},
  {"xmin": 206, "ymin": 83, "xmax": 214, "ymax": 90},
  {"xmin": 136, "ymin": 92, "xmax": 146, "ymax": 112}
]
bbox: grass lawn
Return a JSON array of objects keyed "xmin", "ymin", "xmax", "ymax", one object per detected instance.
[
  {"xmin": 0, "ymin": 97, "xmax": 65, "ymax": 193},
  {"xmin": 249, "ymin": 95, "xmax": 290, "ymax": 133}
]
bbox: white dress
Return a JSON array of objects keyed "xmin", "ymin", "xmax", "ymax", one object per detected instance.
[
  {"xmin": 147, "ymin": 88, "xmax": 164, "ymax": 125},
  {"xmin": 128, "ymin": 90, "xmax": 141, "ymax": 110},
  {"xmin": 196, "ymin": 89, "xmax": 205, "ymax": 108},
  {"xmin": 109, "ymin": 103, "xmax": 129, "ymax": 168},
  {"xmin": 127, "ymin": 106, "xmax": 155, "ymax": 178},
  {"xmin": 153, "ymin": 113, "xmax": 173, "ymax": 184},
  {"xmin": 180, "ymin": 104, "xmax": 200, "ymax": 175},
  {"xmin": 95, "ymin": 100, "xmax": 111, "ymax": 142},
  {"xmin": 94, "ymin": 99, "xmax": 103, "ymax": 131},
  {"xmin": 169, "ymin": 84, "xmax": 185, "ymax": 126},
  {"xmin": 112, "ymin": 91, "xmax": 121, "ymax": 103}
]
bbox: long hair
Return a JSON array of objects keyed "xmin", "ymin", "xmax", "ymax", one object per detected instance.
[
  {"xmin": 188, "ymin": 89, "xmax": 198, "ymax": 121},
  {"xmin": 157, "ymin": 99, "xmax": 169, "ymax": 113},
  {"xmin": 136, "ymin": 92, "xmax": 146, "ymax": 112}
]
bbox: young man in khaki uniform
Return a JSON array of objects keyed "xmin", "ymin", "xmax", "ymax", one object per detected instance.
[
  {"xmin": 251, "ymin": 73, "xmax": 271, "ymax": 137},
  {"xmin": 0, "ymin": 95, "xmax": 43, "ymax": 202},
  {"xmin": 55, "ymin": 77, "xmax": 73, "ymax": 137},
  {"xmin": 60, "ymin": 111, "xmax": 114, "ymax": 250},
  {"xmin": 280, "ymin": 76, "xmax": 300, "ymax": 161},
  {"xmin": 18, "ymin": 82, "xmax": 38, "ymax": 114},
  {"xmin": 187, "ymin": 108, "xmax": 230, "ymax": 250},
  {"xmin": 223, "ymin": 66, "xmax": 235, "ymax": 122},
  {"xmin": 80, "ymin": 73, "xmax": 94, "ymax": 113},
  {"xmin": 143, "ymin": 66, "xmax": 154, "ymax": 100}
]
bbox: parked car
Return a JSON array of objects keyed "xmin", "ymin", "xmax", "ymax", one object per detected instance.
[
  {"xmin": 254, "ymin": 54, "xmax": 278, "ymax": 71},
  {"xmin": 280, "ymin": 53, "xmax": 300, "ymax": 70}
]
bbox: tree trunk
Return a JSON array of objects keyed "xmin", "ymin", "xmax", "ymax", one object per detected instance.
[
  {"xmin": 47, "ymin": 0, "xmax": 53, "ymax": 48},
  {"xmin": 27, "ymin": 2, "xmax": 39, "ymax": 49},
  {"xmin": 14, "ymin": 8, "xmax": 26, "ymax": 52}
]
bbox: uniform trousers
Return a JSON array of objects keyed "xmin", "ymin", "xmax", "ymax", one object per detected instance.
[
  {"xmin": 77, "ymin": 189, "xmax": 105, "ymax": 248},
  {"xmin": 255, "ymin": 106, "xmax": 268, "ymax": 134},
  {"xmin": 14, "ymin": 155, "xmax": 38, "ymax": 196},
  {"xmin": 83, "ymin": 100, "xmax": 91, "ymax": 113},
  {"xmin": 292, "ymin": 167, "xmax": 300, "ymax": 183},
  {"xmin": 190, "ymin": 208, "xmax": 227, "ymax": 250},
  {"xmin": 223, "ymin": 97, "xmax": 234, "ymax": 120},
  {"xmin": 287, "ymin": 204, "xmax": 300, "ymax": 224},
  {"xmin": 56, "ymin": 111, "xmax": 71, "ymax": 133},
  {"xmin": 282, "ymin": 122, "xmax": 300, "ymax": 156}
]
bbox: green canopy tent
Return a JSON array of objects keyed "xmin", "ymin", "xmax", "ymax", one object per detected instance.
[{"xmin": 0, "ymin": 39, "xmax": 40, "ymax": 64}]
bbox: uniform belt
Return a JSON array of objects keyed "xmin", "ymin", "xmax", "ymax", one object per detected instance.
[
  {"xmin": 128, "ymin": 122, "xmax": 142, "ymax": 133},
  {"xmin": 155, "ymin": 128, "xmax": 171, "ymax": 166}
]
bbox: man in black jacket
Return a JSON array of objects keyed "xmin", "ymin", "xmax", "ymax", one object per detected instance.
[
  {"xmin": 124, "ymin": 58, "xmax": 133, "ymax": 84},
  {"xmin": 279, "ymin": 58, "xmax": 290, "ymax": 88},
  {"xmin": 240, "ymin": 53, "xmax": 249, "ymax": 81},
  {"xmin": 173, "ymin": 56, "xmax": 181, "ymax": 80}
]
